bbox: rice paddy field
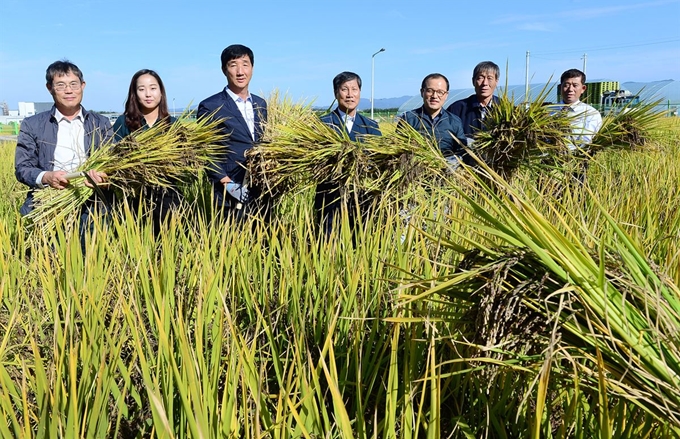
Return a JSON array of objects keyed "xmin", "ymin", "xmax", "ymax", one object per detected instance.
[{"xmin": 1, "ymin": 105, "xmax": 679, "ymax": 438}]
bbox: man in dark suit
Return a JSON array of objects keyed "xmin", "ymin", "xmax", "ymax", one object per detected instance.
[
  {"xmin": 446, "ymin": 61, "xmax": 500, "ymax": 145},
  {"xmin": 197, "ymin": 44, "xmax": 268, "ymax": 217},
  {"xmin": 315, "ymin": 71, "xmax": 381, "ymax": 234}
]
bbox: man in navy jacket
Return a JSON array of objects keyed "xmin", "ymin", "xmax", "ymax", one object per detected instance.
[
  {"xmin": 197, "ymin": 44, "xmax": 268, "ymax": 215},
  {"xmin": 315, "ymin": 71, "xmax": 381, "ymax": 234},
  {"xmin": 399, "ymin": 73, "xmax": 467, "ymax": 166},
  {"xmin": 446, "ymin": 61, "xmax": 500, "ymax": 143}
]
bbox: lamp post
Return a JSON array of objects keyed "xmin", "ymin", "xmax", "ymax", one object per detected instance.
[
  {"xmin": 172, "ymin": 98, "xmax": 176, "ymax": 118},
  {"xmin": 371, "ymin": 48, "xmax": 385, "ymax": 120}
]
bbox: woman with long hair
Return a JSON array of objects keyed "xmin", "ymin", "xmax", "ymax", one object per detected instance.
[{"xmin": 113, "ymin": 69, "xmax": 181, "ymax": 235}]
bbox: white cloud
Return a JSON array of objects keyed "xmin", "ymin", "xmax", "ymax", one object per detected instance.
[{"xmin": 517, "ymin": 22, "xmax": 556, "ymax": 32}]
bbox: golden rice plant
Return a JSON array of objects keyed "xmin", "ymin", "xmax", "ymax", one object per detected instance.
[
  {"xmin": 471, "ymin": 86, "xmax": 572, "ymax": 179},
  {"xmin": 27, "ymin": 114, "xmax": 227, "ymax": 235},
  {"xmin": 247, "ymin": 98, "xmax": 448, "ymax": 202},
  {"xmin": 585, "ymin": 99, "xmax": 668, "ymax": 157}
]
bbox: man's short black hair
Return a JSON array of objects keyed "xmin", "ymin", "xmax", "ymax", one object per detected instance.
[
  {"xmin": 46, "ymin": 60, "xmax": 84, "ymax": 85},
  {"xmin": 221, "ymin": 44, "xmax": 254, "ymax": 71},
  {"xmin": 472, "ymin": 61, "xmax": 500, "ymax": 80},
  {"xmin": 333, "ymin": 71, "xmax": 362, "ymax": 94},
  {"xmin": 420, "ymin": 73, "xmax": 449, "ymax": 91},
  {"xmin": 560, "ymin": 68, "xmax": 586, "ymax": 85}
]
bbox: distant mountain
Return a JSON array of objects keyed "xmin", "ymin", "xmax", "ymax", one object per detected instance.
[
  {"xmin": 167, "ymin": 96, "xmax": 418, "ymax": 115},
  {"xmin": 357, "ymin": 96, "xmax": 413, "ymax": 110},
  {"xmin": 313, "ymin": 96, "xmax": 415, "ymax": 112}
]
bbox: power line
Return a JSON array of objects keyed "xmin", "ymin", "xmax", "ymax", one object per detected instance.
[{"xmin": 532, "ymin": 37, "xmax": 680, "ymax": 56}]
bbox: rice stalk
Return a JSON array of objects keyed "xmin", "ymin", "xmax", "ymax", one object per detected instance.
[
  {"xmin": 248, "ymin": 101, "xmax": 448, "ymax": 202},
  {"xmin": 26, "ymin": 114, "xmax": 227, "ymax": 236},
  {"xmin": 471, "ymin": 84, "xmax": 572, "ymax": 179},
  {"xmin": 585, "ymin": 98, "xmax": 668, "ymax": 156},
  {"xmin": 409, "ymin": 161, "xmax": 680, "ymax": 429}
]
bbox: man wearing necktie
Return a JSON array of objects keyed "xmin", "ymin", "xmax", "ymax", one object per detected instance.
[{"xmin": 315, "ymin": 71, "xmax": 382, "ymax": 235}]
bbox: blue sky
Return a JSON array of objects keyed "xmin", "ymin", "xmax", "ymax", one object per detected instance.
[{"xmin": 1, "ymin": 0, "xmax": 678, "ymax": 112}]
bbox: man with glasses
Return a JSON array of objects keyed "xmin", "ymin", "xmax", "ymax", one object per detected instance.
[
  {"xmin": 447, "ymin": 61, "xmax": 500, "ymax": 145},
  {"xmin": 15, "ymin": 59, "xmax": 113, "ymax": 216},
  {"xmin": 399, "ymin": 73, "xmax": 466, "ymax": 166}
]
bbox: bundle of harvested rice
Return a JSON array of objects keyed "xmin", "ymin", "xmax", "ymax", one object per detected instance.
[
  {"xmin": 585, "ymin": 99, "xmax": 667, "ymax": 156},
  {"xmin": 247, "ymin": 98, "xmax": 448, "ymax": 201},
  {"xmin": 27, "ymin": 114, "xmax": 227, "ymax": 233},
  {"xmin": 470, "ymin": 87, "xmax": 572, "ymax": 179}
]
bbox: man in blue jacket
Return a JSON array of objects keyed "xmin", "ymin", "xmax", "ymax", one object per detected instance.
[
  {"xmin": 446, "ymin": 61, "xmax": 500, "ymax": 144},
  {"xmin": 399, "ymin": 73, "xmax": 467, "ymax": 168},
  {"xmin": 15, "ymin": 60, "xmax": 113, "ymax": 216},
  {"xmin": 315, "ymin": 71, "xmax": 381, "ymax": 234},
  {"xmin": 197, "ymin": 44, "xmax": 268, "ymax": 217}
]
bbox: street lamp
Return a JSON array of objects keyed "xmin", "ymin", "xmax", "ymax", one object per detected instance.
[
  {"xmin": 371, "ymin": 48, "xmax": 386, "ymax": 120},
  {"xmin": 172, "ymin": 98, "xmax": 176, "ymax": 118}
]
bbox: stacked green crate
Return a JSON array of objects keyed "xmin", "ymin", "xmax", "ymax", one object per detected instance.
[{"xmin": 557, "ymin": 80, "xmax": 619, "ymax": 106}]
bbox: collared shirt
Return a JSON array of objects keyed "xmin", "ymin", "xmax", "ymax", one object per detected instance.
[
  {"xmin": 226, "ymin": 87, "xmax": 255, "ymax": 139},
  {"xmin": 447, "ymin": 94, "xmax": 500, "ymax": 140},
  {"xmin": 36, "ymin": 107, "xmax": 85, "ymax": 186},
  {"xmin": 559, "ymin": 100, "xmax": 603, "ymax": 149},
  {"xmin": 337, "ymin": 109, "xmax": 355, "ymax": 132}
]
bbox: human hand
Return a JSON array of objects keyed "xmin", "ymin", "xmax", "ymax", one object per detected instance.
[
  {"xmin": 42, "ymin": 171, "xmax": 70, "ymax": 189},
  {"xmin": 84, "ymin": 169, "xmax": 108, "ymax": 188},
  {"xmin": 225, "ymin": 182, "xmax": 249, "ymax": 203}
]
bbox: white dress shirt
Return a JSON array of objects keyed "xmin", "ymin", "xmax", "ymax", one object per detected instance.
[
  {"xmin": 226, "ymin": 87, "xmax": 255, "ymax": 139},
  {"xmin": 562, "ymin": 100, "xmax": 603, "ymax": 149},
  {"xmin": 337, "ymin": 109, "xmax": 355, "ymax": 132},
  {"xmin": 36, "ymin": 108, "xmax": 86, "ymax": 186}
]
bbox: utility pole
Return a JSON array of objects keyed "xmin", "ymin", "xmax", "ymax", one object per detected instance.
[
  {"xmin": 582, "ymin": 53, "xmax": 587, "ymax": 75},
  {"xmin": 525, "ymin": 51, "xmax": 530, "ymax": 102}
]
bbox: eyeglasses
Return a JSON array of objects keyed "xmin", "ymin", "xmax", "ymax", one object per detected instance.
[
  {"xmin": 423, "ymin": 88, "xmax": 448, "ymax": 98},
  {"xmin": 53, "ymin": 81, "xmax": 82, "ymax": 92}
]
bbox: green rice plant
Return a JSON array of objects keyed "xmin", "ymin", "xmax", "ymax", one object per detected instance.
[
  {"xmin": 401, "ymin": 160, "xmax": 680, "ymax": 435},
  {"xmin": 2, "ymin": 100, "xmax": 679, "ymax": 437},
  {"xmin": 0, "ymin": 140, "xmax": 23, "ymax": 220}
]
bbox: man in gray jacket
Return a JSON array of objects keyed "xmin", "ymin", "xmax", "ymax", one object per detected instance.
[{"xmin": 15, "ymin": 60, "xmax": 112, "ymax": 216}]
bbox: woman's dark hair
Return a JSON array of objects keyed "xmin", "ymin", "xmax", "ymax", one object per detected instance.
[{"xmin": 124, "ymin": 69, "xmax": 170, "ymax": 132}]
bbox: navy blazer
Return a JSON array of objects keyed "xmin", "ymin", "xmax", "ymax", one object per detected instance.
[
  {"xmin": 320, "ymin": 109, "xmax": 381, "ymax": 140},
  {"xmin": 197, "ymin": 88, "xmax": 267, "ymax": 204},
  {"xmin": 314, "ymin": 109, "xmax": 381, "ymax": 217},
  {"xmin": 446, "ymin": 94, "xmax": 500, "ymax": 138}
]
